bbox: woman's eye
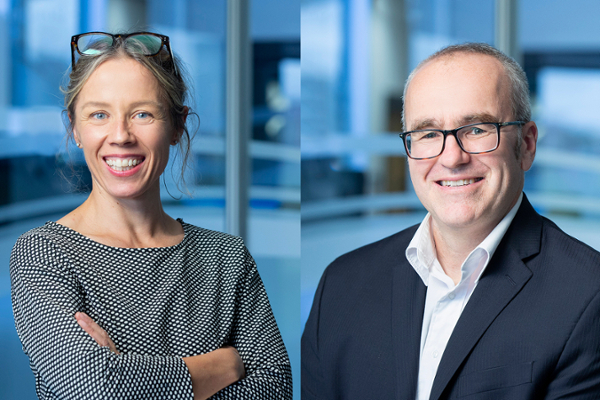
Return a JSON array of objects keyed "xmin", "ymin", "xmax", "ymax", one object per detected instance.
[
  {"xmin": 135, "ymin": 112, "xmax": 151, "ymax": 119},
  {"xmin": 92, "ymin": 112, "xmax": 107, "ymax": 120}
]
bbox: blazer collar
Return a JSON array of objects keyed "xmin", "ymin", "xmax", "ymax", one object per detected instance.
[{"xmin": 428, "ymin": 193, "xmax": 542, "ymax": 400}]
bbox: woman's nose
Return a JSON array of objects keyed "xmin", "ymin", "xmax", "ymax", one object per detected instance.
[{"xmin": 108, "ymin": 118, "xmax": 135, "ymax": 145}]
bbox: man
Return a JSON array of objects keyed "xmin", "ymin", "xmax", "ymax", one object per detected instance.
[{"xmin": 301, "ymin": 43, "xmax": 600, "ymax": 399}]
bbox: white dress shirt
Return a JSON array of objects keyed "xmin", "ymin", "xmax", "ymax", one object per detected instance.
[{"xmin": 406, "ymin": 193, "xmax": 523, "ymax": 400}]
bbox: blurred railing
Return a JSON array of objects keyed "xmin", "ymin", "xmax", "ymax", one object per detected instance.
[
  {"xmin": 0, "ymin": 108, "xmax": 300, "ymax": 224},
  {"xmin": 301, "ymin": 131, "xmax": 600, "ymax": 221}
]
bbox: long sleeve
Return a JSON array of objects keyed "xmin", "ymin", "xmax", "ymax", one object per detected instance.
[
  {"xmin": 10, "ymin": 232, "xmax": 194, "ymax": 400},
  {"xmin": 211, "ymin": 247, "xmax": 293, "ymax": 399},
  {"xmin": 544, "ymin": 289, "xmax": 600, "ymax": 399}
]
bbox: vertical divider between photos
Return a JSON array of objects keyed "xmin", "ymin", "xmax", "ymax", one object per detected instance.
[{"xmin": 226, "ymin": 0, "xmax": 252, "ymax": 240}]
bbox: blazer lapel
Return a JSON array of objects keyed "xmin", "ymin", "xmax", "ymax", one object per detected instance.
[
  {"xmin": 392, "ymin": 257, "xmax": 426, "ymax": 399},
  {"xmin": 428, "ymin": 195, "xmax": 542, "ymax": 400}
]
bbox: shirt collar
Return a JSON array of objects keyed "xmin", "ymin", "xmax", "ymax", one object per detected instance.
[{"xmin": 406, "ymin": 192, "xmax": 523, "ymax": 286}]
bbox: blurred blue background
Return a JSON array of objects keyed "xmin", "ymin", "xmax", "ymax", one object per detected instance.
[
  {"xmin": 0, "ymin": 0, "xmax": 299, "ymax": 399},
  {"xmin": 301, "ymin": 0, "xmax": 600, "ymax": 335}
]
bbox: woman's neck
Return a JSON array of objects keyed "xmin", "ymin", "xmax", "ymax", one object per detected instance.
[{"xmin": 57, "ymin": 184, "xmax": 184, "ymax": 248}]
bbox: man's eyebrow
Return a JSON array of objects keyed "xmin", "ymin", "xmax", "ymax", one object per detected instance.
[
  {"xmin": 460, "ymin": 113, "xmax": 501, "ymax": 125},
  {"xmin": 410, "ymin": 119, "xmax": 439, "ymax": 131},
  {"xmin": 409, "ymin": 113, "xmax": 501, "ymax": 131}
]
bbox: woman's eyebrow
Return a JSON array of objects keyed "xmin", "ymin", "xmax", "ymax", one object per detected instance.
[
  {"xmin": 129, "ymin": 101, "xmax": 164, "ymax": 109},
  {"xmin": 79, "ymin": 101, "xmax": 111, "ymax": 109},
  {"xmin": 79, "ymin": 101, "xmax": 163, "ymax": 109}
]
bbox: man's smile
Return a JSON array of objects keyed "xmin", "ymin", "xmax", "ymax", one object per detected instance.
[{"xmin": 436, "ymin": 177, "xmax": 484, "ymax": 187}]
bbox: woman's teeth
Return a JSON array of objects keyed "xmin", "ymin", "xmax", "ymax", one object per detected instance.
[{"xmin": 105, "ymin": 158, "xmax": 142, "ymax": 172}]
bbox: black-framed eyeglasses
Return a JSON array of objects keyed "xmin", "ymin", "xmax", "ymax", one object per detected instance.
[
  {"xmin": 70, "ymin": 31, "xmax": 178, "ymax": 75},
  {"xmin": 399, "ymin": 121, "xmax": 526, "ymax": 160}
]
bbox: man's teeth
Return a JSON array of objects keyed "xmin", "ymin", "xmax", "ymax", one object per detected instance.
[
  {"xmin": 440, "ymin": 179, "xmax": 478, "ymax": 187},
  {"xmin": 105, "ymin": 158, "xmax": 142, "ymax": 171}
]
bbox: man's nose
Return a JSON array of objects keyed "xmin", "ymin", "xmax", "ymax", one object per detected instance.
[{"xmin": 439, "ymin": 134, "xmax": 470, "ymax": 168}]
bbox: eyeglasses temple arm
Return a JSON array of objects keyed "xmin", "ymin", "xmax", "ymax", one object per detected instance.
[{"xmin": 71, "ymin": 42, "xmax": 76, "ymax": 72}]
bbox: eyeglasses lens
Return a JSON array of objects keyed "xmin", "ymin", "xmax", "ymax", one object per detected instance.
[
  {"xmin": 77, "ymin": 34, "xmax": 114, "ymax": 55},
  {"xmin": 124, "ymin": 35, "xmax": 164, "ymax": 56},
  {"xmin": 457, "ymin": 123, "xmax": 498, "ymax": 153}
]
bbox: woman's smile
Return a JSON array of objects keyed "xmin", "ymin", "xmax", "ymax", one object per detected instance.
[{"xmin": 103, "ymin": 156, "xmax": 145, "ymax": 174}]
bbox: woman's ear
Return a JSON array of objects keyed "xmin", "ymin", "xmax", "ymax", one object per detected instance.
[
  {"xmin": 172, "ymin": 107, "xmax": 189, "ymax": 145},
  {"xmin": 69, "ymin": 114, "xmax": 83, "ymax": 148},
  {"xmin": 182, "ymin": 106, "xmax": 189, "ymax": 125},
  {"xmin": 74, "ymin": 130, "xmax": 82, "ymax": 148}
]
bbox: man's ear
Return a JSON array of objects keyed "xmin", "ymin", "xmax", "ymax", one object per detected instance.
[{"xmin": 520, "ymin": 121, "xmax": 538, "ymax": 171}]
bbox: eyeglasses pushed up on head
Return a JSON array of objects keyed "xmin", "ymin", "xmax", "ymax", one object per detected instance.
[
  {"xmin": 70, "ymin": 31, "xmax": 178, "ymax": 75},
  {"xmin": 399, "ymin": 121, "xmax": 526, "ymax": 160}
]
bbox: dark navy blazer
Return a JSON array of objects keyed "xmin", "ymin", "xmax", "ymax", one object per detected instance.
[{"xmin": 302, "ymin": 194, "xmax": 600, "ymax": 399}]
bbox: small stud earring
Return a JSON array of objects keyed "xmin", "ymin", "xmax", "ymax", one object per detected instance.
[{"xmin": 76, "ymin": 142, "xmax": 82, "ymax": 148}]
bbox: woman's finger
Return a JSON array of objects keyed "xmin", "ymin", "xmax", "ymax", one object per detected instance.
[
  {"xmin": 75, "ymin": 312, "xmax": 103, "ymax": 342},
  {"xmin": 75, "ymin": 312, "xmax": 119, "ymax": 354},
  {"xmin": 75, "ymin": 312, "xmax": 98, "ymax": 339}
]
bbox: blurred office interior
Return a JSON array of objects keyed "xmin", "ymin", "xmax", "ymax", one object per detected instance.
[
  {"xmin": 302, "ymin": 0, "xmax": 600, "ymax": 332},
  {"xmin": 0, "ymin": 0, "xmax": 300, "ymax": 399}
]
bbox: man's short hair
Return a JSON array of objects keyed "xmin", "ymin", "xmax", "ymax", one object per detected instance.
[{"xmin": 401, "ymin": 43, "xmax": 531, "ymax": 131}]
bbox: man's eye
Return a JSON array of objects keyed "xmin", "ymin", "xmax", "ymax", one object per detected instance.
[{"xmin": 415, "ymin": 131, "xmax": 441, "ymax": 141}]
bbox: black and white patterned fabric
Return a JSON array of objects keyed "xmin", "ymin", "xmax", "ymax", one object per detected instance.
[{"xmin": 10, "ymin": 220, "xmax": 292, "ymax": 399}]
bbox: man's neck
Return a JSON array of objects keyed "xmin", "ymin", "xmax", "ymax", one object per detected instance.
[
  {"xmin": 429, "ymin": 193, "xmax": 523, "ymax": 285},
  {"xmin": 431, "ymin": 216, "xmax": 504, "ymax": 285}
]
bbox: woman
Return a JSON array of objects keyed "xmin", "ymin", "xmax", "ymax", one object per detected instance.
[{"xmin": 10, "ymin": 32, "xmax": 292, "ymax": 399}]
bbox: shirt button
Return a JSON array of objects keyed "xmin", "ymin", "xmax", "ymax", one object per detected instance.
[
  {"xmin": 448, "ymin": 293, "xmax": 456, "ymax": 300},
  {"xmin": 433, "ymin": 351, "xmax": 439, "ymax": 358}
]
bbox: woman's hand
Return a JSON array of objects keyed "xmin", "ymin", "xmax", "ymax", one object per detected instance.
[
  {"xmin": 183, "ymin": 346, "xmax": 245, "ymax": 400},
  {"xmin": 75, "ymin": 312, "xmax": 120, "ymax": 355},
  {"xmin": 74, "ymin": 312, "xmax": 244, "ymax": 398}
]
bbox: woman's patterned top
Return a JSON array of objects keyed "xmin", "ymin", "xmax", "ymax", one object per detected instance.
[{"xmin": 10, "ymin": 220, "xmax": 292, "ymax": 399}]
